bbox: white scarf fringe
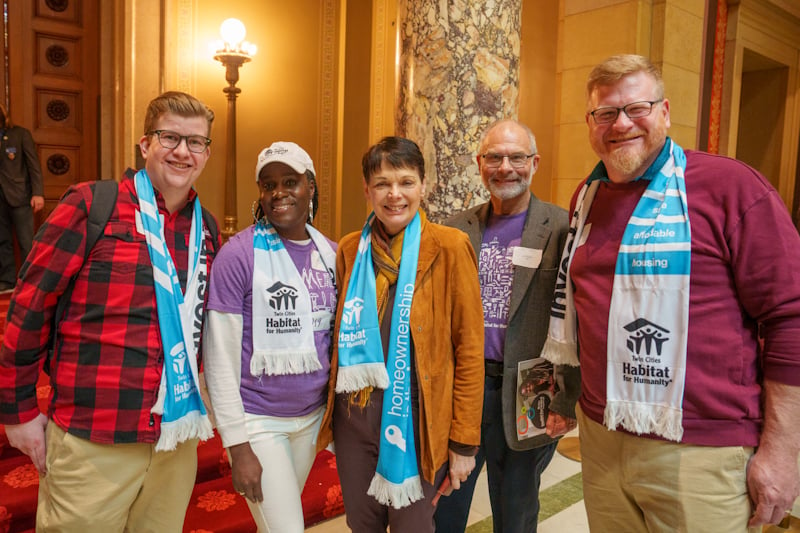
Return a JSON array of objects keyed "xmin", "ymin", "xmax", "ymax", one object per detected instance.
[
  {"xmin": 335, "ymin": 363, "xmax": 390, "ymax": 393},
  {"xmin": 156, "ymin": 410, "xmax": 214, "ymax": 452},
  {"xmin": 540, "ymin": 336, "xmax": 580, "ymax": 367},
  {"xmin": 604, "ymin": 400, "xmax": 684, "ymax": 442},
  {"xmin": 250, "ymin": 348, "xmax": 322, "ymax": 376},
  {"xmin": 367, "ymin": 472, "xmax": 424, "ymax": 510}
]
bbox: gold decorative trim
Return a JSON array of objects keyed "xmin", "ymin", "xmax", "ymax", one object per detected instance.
[
  {"xmin": 316, "ymin": 0, "xmax": 337, "ymax": 236},
  {"xmin": 370, "ymin": 0, "xmax": 390, "ymax": 142}
]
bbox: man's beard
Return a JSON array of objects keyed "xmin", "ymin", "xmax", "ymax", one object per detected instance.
[
  {"xmin": 487, "ymin": 174, "xmax": 532, "ymax": 200},
  {"xmin": 594, "ymin": 121, "xmax": 668, "ymax": 181},
  {"xmin": 606, "ymin": 146, "xmax": 649, "ymax": 178}
]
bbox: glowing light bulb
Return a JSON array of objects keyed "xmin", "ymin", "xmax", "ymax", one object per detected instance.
[{"xmin": 220, "ymin": 18, "xmax": 246, "ymax": 48}]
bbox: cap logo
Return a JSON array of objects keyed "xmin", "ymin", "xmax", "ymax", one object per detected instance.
[{"xmin": 264, "ymin": 147, "xmax": 289, "ymax": 156}]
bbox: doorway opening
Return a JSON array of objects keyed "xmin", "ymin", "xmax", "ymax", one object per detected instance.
[{"xmin": 735, "ymin": 48, "xmax": 788, "ymax": 190}]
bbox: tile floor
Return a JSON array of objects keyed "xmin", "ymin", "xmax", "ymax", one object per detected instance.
[
  {"xmin": 306, "ymin": 429, "xmax": 589, "ymax": 532},
  {"xmin": 307, "ymin": 427, "xmax": 800, "ymax": 532}
]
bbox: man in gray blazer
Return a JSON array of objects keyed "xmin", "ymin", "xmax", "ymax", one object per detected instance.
[
  {"xmin": 0, "ymin": 103, "xmax": 44, "ymax": 291},
  {"xmin": 434, "ymin": 119, "xmax": 579, "ymax": 533}
]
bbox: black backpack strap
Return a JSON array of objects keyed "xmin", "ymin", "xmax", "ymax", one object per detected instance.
[
  {"xmin": 48, "ymin": 180, "xmax": 118, "ymax": 371},
  {"xmin": 201, "ymin": 207, "xmax": 220, "ymax": 253},
  {"xmin": 84, "ymin": 180, "xmax": 119, "ymax": 259}
]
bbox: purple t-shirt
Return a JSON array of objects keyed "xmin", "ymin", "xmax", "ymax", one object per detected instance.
[
  {"xmin": 479, "ymin": 211, "xmax": 526, "ymax": 362},
  {"xmin": 207, "ymin": 225, "xmax": 337, "ymax": 417}
]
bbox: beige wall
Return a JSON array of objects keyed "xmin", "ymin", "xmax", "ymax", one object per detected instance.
[
  {"xmin": 650, "ymin": 0, "xmax": 705, "ymax": 148},
  {"xmin": 340, "ymin": 0, "xmax": 375, "ymax": 238},
  {"xmin": 552, "ymin": 0, "xmax": 705, "ymax": 209},
  {"xmin": 519, "ymin": 0, "xmax": 559, "ymax": 205}
]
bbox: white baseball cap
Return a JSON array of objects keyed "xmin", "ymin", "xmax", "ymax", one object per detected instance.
[{"xmin": 255, "ymin": 141, "xmax": 315, "ymax": 181}]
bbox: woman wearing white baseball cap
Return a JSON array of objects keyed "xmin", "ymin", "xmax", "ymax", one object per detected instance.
[{"xmin": 203, "ymin": 141, "xmax": 337, "ymax": 532}]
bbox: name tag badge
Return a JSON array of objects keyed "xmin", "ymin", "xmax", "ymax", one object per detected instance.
[{"xmin": 511, "ymin": 247, "xmax": 542, "ymax": 269}]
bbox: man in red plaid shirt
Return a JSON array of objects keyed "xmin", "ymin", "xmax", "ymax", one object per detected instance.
[{"xmin": 0, "ymin": 91, "xmax": 221, "ymax": 531}]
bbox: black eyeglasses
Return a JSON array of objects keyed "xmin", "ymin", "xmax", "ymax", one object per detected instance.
[
  {"xmin": 148, "ymin": 130, "xmax": 211, "ymax": 153},
  {"xmin": 481, "ymin": 153, "xmax": 534, "ymax": 169},
  {"xmin": 589, "ymin": 100, "xmax": 663, "ymax": 124}
]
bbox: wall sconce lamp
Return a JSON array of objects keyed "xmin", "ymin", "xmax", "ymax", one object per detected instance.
[{"xmin": 212, "ymin": 18, "xmax": 256, "ymax": 240}]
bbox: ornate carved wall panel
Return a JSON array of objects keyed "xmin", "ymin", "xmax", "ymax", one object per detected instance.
[
  {"xmin": 37, "ymin": 0, "xmax": 78, "ymax": 21},
  {"xmin": 37, "ymin": 36, "xmax": 80, "ymax": 76},
  {"xmin": 6, "ymin": 0, "xmax": 99, "ymax": 224},
  {"xmin": 39, "ymin": 145, "xmax": 79, "ymax": 198},
  {"xmin": 37, "ymin": 90, "xmax": 80, "ymax": 132}
]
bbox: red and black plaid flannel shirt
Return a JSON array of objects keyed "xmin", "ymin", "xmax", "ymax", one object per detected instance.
[{"xmin": 0, "ymin": 170, "xmax": 220, "ymax": 444}]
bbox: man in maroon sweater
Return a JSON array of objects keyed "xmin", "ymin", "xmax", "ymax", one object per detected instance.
[{"xmin": 543, "ymin": 54, "xmax": 800, "ymax": 531}]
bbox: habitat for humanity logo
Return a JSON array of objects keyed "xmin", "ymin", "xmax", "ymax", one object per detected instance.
[
  {"xmin": 267, "ymin": 281, "xmax": 299, "ymax": 311},
  {"xmin": 264, "ymin": 146, "xmax": 289, "ymax": 156},
  {"xmin": 342, "ymin": 297, "xmax": 365, "ymax": 327},
  {"xmin": 339, "ymin": 297, "xmax": 367, "ymax": 347},
  {"xmin": 169, "ymin": 343, "xmax": 194, "ymax": 400},
  {"xmin": 620, "ymin": 318, "xmax": 673, "ymax": 387},
  {"xmin": 624, "ymin": 318, "xmax": 669, "ymax": 356}
]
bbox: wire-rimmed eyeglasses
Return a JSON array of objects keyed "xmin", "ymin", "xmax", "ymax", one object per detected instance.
[
  {"xmin": 481, "ymin": 153, "xmax": 534, "ymax": 169},
  {"xmin": 148, "ymin": 130, "xmax": 212, "ymax": 153},
  {"xmin": 589, "ymin": 99, "xmax": 663, "ymax": 125}
]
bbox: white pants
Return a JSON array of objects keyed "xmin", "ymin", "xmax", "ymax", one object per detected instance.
[{"xmin": 242, "ymin": 406, "xmax": 325, "ymax": 533}]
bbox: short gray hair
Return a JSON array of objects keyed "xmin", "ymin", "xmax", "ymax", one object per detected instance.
[{"xmin": 478, "ymin": 118, "xmax": 537, "ymax": 155}]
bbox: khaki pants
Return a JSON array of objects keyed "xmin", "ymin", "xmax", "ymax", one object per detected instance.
[
  {"xmin": 37, "ymin": 421, "xmax": 198, "ymax": 532},
  {"xmin": 577, "ymin": 405, "xmax": 758, "ymax": 533}
]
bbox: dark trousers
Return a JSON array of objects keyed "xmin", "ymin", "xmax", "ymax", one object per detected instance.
[
  {"xmin": 333, "ymin": 391, "xmax": 447, "ymax": 533},
  {"xmin": 0, "ymin": 187, "xmax": 34, "ymax": 285},
  {"xmin": 434, "ymin": 375, "xmax": 557, "ymax": 533}
]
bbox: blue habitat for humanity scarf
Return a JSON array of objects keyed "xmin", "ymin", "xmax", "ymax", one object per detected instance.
[
  {"xmin": 251, "ymin": 220, "xmax": 336, "ymax": 375},
  {"xmin": 541, "ymin": 139, "xmax": 690, "ymax": 442},
  {"xmin": 135, "ymin": 170, "xmax": 213, "ymax": 451},
  {"xmin": 336, "ymin": 212, "xmax": 423, "ymax": 508}
]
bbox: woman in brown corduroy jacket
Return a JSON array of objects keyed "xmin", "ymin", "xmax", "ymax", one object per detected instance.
[{"xmin": 316, "ymin": 136, "xmax": 484, "ymax": 532}]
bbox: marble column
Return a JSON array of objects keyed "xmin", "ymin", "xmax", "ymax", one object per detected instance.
[{"xmin": 396, "ymin": 0, "xmax": 522, "ymax": 221}]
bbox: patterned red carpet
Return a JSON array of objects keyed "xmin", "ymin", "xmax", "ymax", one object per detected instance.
[{"xmin": 0, "ymin": 291, "xmax": 344, "ymax": 532}]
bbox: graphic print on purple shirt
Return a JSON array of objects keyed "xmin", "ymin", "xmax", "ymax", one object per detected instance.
[{"xmin": 479, "ymin": 211, "xmax": 526, "ymax": 362}]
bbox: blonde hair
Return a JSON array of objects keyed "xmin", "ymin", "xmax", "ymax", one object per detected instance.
[
  {"xmin": 586, "ymin": 54, "xmax": 664, "ymax": 102},
  {"xmin": 143, "ymin": 91, "xmax": 214, "ymax": 136}
]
